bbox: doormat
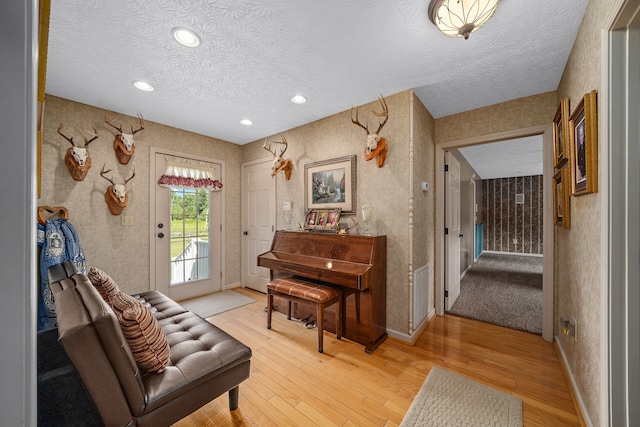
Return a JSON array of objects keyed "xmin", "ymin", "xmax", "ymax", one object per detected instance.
[
  {"xmin": 179, "ymin": 290, "xmax": 256, "ymax": 319},
  {"xmin": 400, "ymin": 366, "xmax": 522, "ymax": 427}
]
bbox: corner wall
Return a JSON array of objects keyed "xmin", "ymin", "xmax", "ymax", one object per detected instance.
[
  {"xmin": 38, "ymin": 96, "xmax": 243, "ymax": 294},
  {"xmin": 554, "ymin": 0, "xmax": 610, "ymax": 424},
  {"xmin": 243, "ymin": 90, "xmax": 436, "ymax": 335}
]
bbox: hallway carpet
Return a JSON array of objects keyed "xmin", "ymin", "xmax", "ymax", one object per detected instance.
[{"xmin": 448, "ymin": 252, "xmax": 543, "ymax": 334}]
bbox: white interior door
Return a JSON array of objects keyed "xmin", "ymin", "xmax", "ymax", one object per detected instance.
[
  {"xmin": 241, "ymin": 159, "xmax": 275, "ymax": 293},
  {"xmin": 151, "ymin": 150, "xmax": 222, "ymax": 301},
  {"xmin": 445, "ymin": 151, "xmax": 462, "ymax": 310}
]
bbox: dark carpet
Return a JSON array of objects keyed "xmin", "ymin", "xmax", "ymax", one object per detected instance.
[{"xmin": 448, "ymin": 252, "xmax": 543, "ymax": 335}]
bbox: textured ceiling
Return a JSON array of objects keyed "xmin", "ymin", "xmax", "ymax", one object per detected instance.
[
  {"xmin": 458, "ymin": 135, "xmax": 543, "ymax": 180},
  {"xmin": 46, "ymin": 0, "xmax": 588, "ymax": 145}
]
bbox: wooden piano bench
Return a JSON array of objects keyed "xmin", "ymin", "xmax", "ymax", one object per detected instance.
[{"xmin": 266, "ymin": 277, "xmax": 342, "ymax": 353}]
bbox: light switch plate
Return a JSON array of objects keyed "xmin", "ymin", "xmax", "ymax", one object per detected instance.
[{"xmin": 283, "ymin": 201, "xmax": 292, "ymax": 211}]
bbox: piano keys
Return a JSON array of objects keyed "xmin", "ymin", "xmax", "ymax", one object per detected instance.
[{"xmin": 258, "ymin": 230, "xmax": 387, "ymax": 353}]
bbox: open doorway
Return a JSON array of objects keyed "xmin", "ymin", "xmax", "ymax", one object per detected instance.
[
  {"xmin": 435, "ymin": 124, "xmax": 554, "ymax": 341},
  {"xmin": 445, "ymin": 140, "xmax": 544, "ymax": 335}
]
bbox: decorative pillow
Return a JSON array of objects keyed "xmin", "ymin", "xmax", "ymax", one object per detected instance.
[
  {"xmin": 110, "ymin": 291, "xmax": 170, "ymax": 373},
  {"xmin": 87, "ymin": 266, "xmax": 120, "ymax": 302}
]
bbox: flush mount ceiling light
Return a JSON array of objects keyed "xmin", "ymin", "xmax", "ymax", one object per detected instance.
[
  {"xmin": 133, "ymin": 80, "xmax": 154, "ymax": 91},
  {"xmin": 239, "ymin": 119, "xmax": 253, "ymax": 126},
  {"xmin": 172, "ymin": 27, "xmax": 201, "ymax": 47},
  {"xmin": 428, "ymin": 0, "xmax": 499, "ymax": 40},
  {"xmin": 291, "ymin": 95, "xmax": 307, "ymax": 104}
]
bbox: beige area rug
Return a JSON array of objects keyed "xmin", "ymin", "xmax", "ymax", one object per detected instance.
[
  {"xmin": 400, "ymin": 366, "xmax": 522, "ymax": 427},
  {"xmin": 179, "ymin": 290, "xmax": 257, "ymax": 318}
]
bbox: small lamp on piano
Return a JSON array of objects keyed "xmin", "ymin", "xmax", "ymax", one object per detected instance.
[{"xmin": 361, "ymin": 204, "xmax": 373, "ymax": 236}]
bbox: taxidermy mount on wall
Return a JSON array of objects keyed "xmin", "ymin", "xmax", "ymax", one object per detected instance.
[
  {"xmin": 104, "ymin": 111, "xmax": 144, "ymax": 165},
  {"xmin": 56, "ymin": 123, "xmax": 98, "ymax": 181},
  {"xmin": 351, "ymin": 94, "xmax": 389, "ymax": 168},
  {"xmin": 100, "ymin": 164, "xmax": 135, "ymax": 215}
]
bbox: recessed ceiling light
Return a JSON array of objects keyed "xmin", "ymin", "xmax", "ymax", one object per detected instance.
[
  {"xmin": 291, "ymin": 95, "xmax": 307, "ymax": 104},
  {"xmin": 172, "ymin": 27, "xmax": 201, "ymax": 47},
  {"xmin": 240, "ymin": 119, "xmax": 253, "ymax": 126},
  {"xmin": 133, "ymin": 81, "xmax": 154, "ymax": 92}
]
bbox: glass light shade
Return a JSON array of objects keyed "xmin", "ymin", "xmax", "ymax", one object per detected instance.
[{"xmin": 428, "ymin": 0, "xmax": 499, "ymax": 40}]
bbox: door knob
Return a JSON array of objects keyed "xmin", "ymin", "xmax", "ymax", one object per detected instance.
[
  {"xmin": 459, "ymin": 234, "xmax": 464, "ymax": 238},
  {"xmin": 243, "ymin": 231, "xmax": 248, "ymax": 236},
  {"xmin": 157, "ymin": 223, "xmax": 164, "ymax": 229},
  {"xmin": 157, "ymin": 232, "xmax": 164, "ymax": 238}
]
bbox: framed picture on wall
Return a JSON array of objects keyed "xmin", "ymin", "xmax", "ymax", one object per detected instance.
[
  {"xmin": 553, "ymin": 98, "xmax": 570, "ymax": 168},
  {"xmin": 304, "ymin": 155, "xmax": 356, "ymax": 213},
  {"xmin": 569, "ymin": 90, "xmax": 598, "ymax": 196},
  {"xmin": 553, "ymin": 168, "xmax": 570, "ymax": 229}
]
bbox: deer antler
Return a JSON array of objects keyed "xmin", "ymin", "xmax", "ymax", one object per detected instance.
[
  {"xmin": 84, "ymin": 124, "xmax": 99, "ymax": 147},
  {"xmin": 277, "ymin": 134, "xmax": 288, "ymax": 157},
  {"xmin": 337, "ymin": 218, "xmax": 359, "ymax": 235},
  {"xmin": 57, "ymin": 123, "xmax": 77, "ymax": 147},
  {"xmin": 104, "ymin": 111, "xmax": 123, "ymax": 133},
  {"xmin": 124, "ymin": 167, "xmax": 136, "ymax": 185},
  {"xmin": 351, "ymin": 106, "xmax": 370, "ymax": 135},
  {"xmin": 262, "ymin": 138, "xmax": 277, "ymax": 156},
  {"xmin": 372, "ymin": 94, "xmax": 388, "ymax": 136},
  {"xmin": 100, "ymin": 164, "xmax": 116, "ymax": 185},
  {"xmin": 130, "ymin": 114, "xmax": 144, "ymax": 135},
  {"xmin": 351, "ymin": 94, "xmax": 389, "ymax": 136}
]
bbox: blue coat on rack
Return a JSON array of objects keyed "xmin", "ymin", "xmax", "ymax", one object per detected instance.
[{"xmin": 37, "ymin": 219, "xmax": 86, "ymax": 330}]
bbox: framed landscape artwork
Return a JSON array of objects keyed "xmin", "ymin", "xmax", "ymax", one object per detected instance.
[
  {"xmin": 553, "ymin": 98, "xmax": 570, "ymax": 168},
  {"xmin": 304, "ymin": 155, "xmax": 356, "ymax": 213},
  {"xmin": 569, "ymin": 90, "xmax": 598, "ymax": 196}
]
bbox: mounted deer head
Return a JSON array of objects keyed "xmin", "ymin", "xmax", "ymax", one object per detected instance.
[
  {"xmin": 100, "ymin": 164, "xmax": 135, "ymax": 215},
  {"xmin": 351, "ymin": 94, "xmax": 389, "ymax": 168},
  {"xmin": 57, "ymin": 123, "xmax": 98, "ymax": 181},
  {"xmin": 263, "ymin": 134, "xmax": 293, "ymax": 180},
  {"xmin": 104, "ymin": 112, "xmax": 144, "ymax": 165}
]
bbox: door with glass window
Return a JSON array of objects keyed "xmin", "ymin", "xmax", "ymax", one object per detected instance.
[{"xmin": 152, "ymin": 151, "xmax": 222, "ymax": 301}]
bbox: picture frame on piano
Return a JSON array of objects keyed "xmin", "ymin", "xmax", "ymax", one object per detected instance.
[
  {"xmin": 304, "ymin": 155, "xmax": 356, "ymax": 213},
  {"xmin": 304, "ymin": 208, "xmax": 342, "ymax": 231}
]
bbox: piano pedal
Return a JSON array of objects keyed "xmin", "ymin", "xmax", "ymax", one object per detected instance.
[{"xmin": 304, "ymin": 320, "xmax": 317, "ymax": 329}]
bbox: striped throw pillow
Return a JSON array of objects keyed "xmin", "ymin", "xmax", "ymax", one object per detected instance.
[
  {"xmin": 87, "ymin": 266, "xmax": 120, "ymax": 302},
  {"xmin": 110, "ymin": 291, "xmax": 170, "ymax": 373}
]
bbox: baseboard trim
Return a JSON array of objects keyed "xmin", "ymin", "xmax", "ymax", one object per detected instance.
[
  {"xmin": 482, "ymin": 250, "xmax": 543, "ymax": 258},
  {"xmin": 387, "ymin": 309, "xmax": 436, "ymax": 344},
  {"xmin": 554, "ymin": 337, "xmax": 592, "ymax": 427},
  {"xmin": 224, "ymin": 282, "xmax": 242, "ymax": 291}
]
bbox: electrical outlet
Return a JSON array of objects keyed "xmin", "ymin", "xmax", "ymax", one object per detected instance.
[
  {"xmin": 121, "ymin": 215, "xmax": 134, "ymax": 226},
  {"xmin": 282, "ymin": 201, "xmax": 292, "ymax": 211}
]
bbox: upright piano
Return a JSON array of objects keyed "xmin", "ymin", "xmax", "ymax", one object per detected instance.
[{"xmin": 257, "ymin": 230, "xmax": 387, "ymax": 353}]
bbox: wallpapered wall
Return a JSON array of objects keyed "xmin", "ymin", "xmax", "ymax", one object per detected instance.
[
  {"xmin": 554, "ymin": 0, "xmax": 609, "ymax": 424},
  {"xmin": 39, "ymin": 95, "xmax": 243, "ymax": 295},
  {"xmin": 482, "ymin": 175, "xmax": 543, "ymax": 255},
  {"xmin": 242, "ymin": 90, "xmax": 437, "ymax": 335}
]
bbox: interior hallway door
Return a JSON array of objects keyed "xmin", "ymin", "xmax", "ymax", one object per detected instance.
[
  {"xmin": 241, "ymin": 159, "xmax": 275, "ymax": 293},
  {"xmin": 445, "ymin": 151, "xmax": 462, "ymax": 310}
]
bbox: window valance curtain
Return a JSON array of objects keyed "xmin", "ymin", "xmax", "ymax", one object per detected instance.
[{"xmin": 157, "ymin": 156, "xmax": 223, "ymax": 191}]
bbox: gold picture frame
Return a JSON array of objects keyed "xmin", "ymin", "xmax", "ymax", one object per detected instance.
[
  {"xmin": 553, "ymin": 98, "xmax": 570, "ymax": 168},
  {"xmin": 569, "ymin": 90, "xmax": 598, "ymax": 196},
  {"xmin": 304, "ymin": 208, "xmax": 341, "ymax": 231},
  {"xmin": 553, "ymin": 168, "xmax": 570, "ymax": 229}
]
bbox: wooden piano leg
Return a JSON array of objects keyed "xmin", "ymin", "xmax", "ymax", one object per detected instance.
[
  {"xmin": 267, "ymin": 292, "xmax": 273, "ymax": 330},
  {"xmin": 317, "ymin": 302, "xmax": 324, "ymax": 353}
]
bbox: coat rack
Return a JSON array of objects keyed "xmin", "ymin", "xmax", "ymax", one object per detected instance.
[{"xmin": 37, "ymin": 205, "xmax": 69, "ymax": 225}]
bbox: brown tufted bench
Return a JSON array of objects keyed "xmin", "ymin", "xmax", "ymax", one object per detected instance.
[
  {"xmin": 47, "ymin": 261, "xmax": 252, "ymax": 427},
  {"xmin": 267, "ymin": 277, "xmax": 342, "ymax": 353}
]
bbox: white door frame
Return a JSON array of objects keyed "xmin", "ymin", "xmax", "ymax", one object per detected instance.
[
  {"xmin": 603, "ymin": 1, "xmax": 639, "ymax": 423},
  {"xmin": 149, "ymin": 147, "xmax": 226, "ymax": 294},
  {"xmin": 435, "ymin": 124, "xmax": 554, "ymax": 342}
]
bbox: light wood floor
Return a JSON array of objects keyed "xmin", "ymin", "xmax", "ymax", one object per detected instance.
[{"xmin": 173, "ymin": 287, "xmax": 581, "ymax": 427}]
